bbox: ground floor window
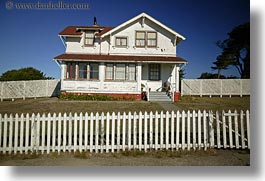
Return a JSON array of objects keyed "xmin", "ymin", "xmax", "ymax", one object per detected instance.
[
  {"xmin": 105, "ymin": 63, "xmax": 136, "ymax": 81},
  {"xmin": 65, "ymin": 62, "xmax": 99, "ymax": 80},
  {"xmin": 149, "ymin": 64, "xmax": 160, "ymax": 80}
]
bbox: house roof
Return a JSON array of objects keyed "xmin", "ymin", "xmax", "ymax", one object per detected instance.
[
  {"xmin": 59, "ymin": 26, "xmax": 113, "ymax": 36},
  {"xmin": 101, "ymin": 12, "xmax": 185, "ymax": 40},
  {"xmin": 54, "ymin": 54, "xmax": 187, "ymax": 64}
]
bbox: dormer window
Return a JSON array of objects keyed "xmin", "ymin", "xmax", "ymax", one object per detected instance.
[{"xmin": 84, "ymin": 31, "xmax": 94, "ymax": 46}]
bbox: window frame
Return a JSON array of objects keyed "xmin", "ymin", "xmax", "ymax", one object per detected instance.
[
  {"xmin": 147, "ymin": 31, "xmax": 157, "ymax": 47},
  {"xmin": 115, "ymin": 36, "xmax": 128, "ymax": 47},
  {"xmin": 84, "ymin": 31, "xmax": 94, "ymax": 46},
  {"xmin": 149, "ymin": 64, "xmax": 161, "ymax": 81},
  {"xmin": 135, "ymin": 31, "xmax": 146, "ymax": 47},
  {"xmin": 89, "ymin": 63, "xmax": 99, "ymax": 80}
]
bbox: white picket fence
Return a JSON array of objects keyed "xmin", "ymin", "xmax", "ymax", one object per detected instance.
[{"xmin": 0, "ymin": 110, "xmax": 250, "ymax": 155}]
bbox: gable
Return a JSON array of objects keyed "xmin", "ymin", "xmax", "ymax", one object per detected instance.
[{"xmin": 101, "ymin": 12, "xmax": 185, "ymax": 41}]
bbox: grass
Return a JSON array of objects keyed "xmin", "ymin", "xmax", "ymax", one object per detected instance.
[
  {"xmin": 0, "ymin": 97, "xmax": 164, "ymax": 115},
  {"xmin": 176, "ymin": 96, "xmax": 250, "ymax": 111},
  {"xmin": 0, "ymin": 96, "xmax": 250, "ymax": 115}
]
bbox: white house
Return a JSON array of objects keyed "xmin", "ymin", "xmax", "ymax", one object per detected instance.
[{"xmin": 54, "ymin": 12, "xmax": 187, "ymax": 101}]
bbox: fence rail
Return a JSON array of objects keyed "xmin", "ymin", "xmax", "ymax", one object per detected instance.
[
  {"xmin": 0, "ymin": 110, "xmax": 250, "ymax": 154},
  {"xmin": 181, "ymin": 79, "xmax": 250, "ymax": 97},
  {"xmin": 0, "ymin": 79, "xmax": 60, "ymax": 101}
]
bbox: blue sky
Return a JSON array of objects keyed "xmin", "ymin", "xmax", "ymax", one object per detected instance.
[{"xmin": 0, "ymin": 0, "xmax": 249, "ymax": 79}]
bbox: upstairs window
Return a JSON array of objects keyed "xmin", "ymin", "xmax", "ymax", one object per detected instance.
[
  {"xmin": 85, "ymin": 31, "xmax": 94, "ymax": 46},
  {"xmin": 115, "ymin": 37, "xmax": 127, "ymax": 47},
  {"xmin": 135, "ymin": 31, "xmax": 146, "ymax": 47},
  {"xmin": 147, "ymin": 32, "xmax": 157, "ymax": 47}
]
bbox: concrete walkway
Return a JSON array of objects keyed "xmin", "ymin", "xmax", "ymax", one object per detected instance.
[{"xmin": 157, "ymin": 101, "xmax": 182, "ymax": 112}]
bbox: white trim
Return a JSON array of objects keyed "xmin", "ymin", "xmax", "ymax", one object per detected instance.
[{"xmin": 101, "ymin": 12, "xmax": 185, "ymax": 40}]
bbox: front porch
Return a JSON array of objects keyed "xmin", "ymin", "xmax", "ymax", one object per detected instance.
[{"xmin": 54, "ymin": 54, "xmax": 186, "ymax": 102}]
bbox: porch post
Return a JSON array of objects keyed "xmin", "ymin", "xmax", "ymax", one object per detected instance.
[
  {"xmin": 176, "ymin": 66, "xmax": 180, "ymax": 92},
  {"xmin": 61, "ymin": 63, "xmax": 66, "ymax": 80},
  {"xmin": 137, "ymin": 63, "xmax": 142, "ymax": 92},
  {"xmin": 99, "ymin": 63, "xmax": 105, "ymax": 90}
]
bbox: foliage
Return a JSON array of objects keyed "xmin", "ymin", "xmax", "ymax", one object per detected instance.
[
  {"xmin": 0, "ymin": 67, "xmax": 53, "ymax": 81},
  {"xmin": 198, "ymin": 72, "xmax": 226, "ymax": 79},
  {"xmin": 211, "ymin": 54, "xmax": 230, "ymax": 79},
  {"xmin": 59, "ymin": 93, "xmax": 136, "ymax": 101},
  {"xmin": 215, "ymin": 22, "xmax": 250, "ymax": 78}
]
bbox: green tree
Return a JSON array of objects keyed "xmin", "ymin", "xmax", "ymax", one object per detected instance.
[
  {"xmin": 216, "ymin": 22, "xmax": 250, "ymax": 78},
  {"xmin": 198, "ymin": 72, "xmax": 226, "ymax": 79},
  {"xmin": 0, "ymin": 67, "xmax": 52, "ymax": 81},
  {"xmin": 211, "ymin": 54, "xmax": 230, "ymax": 79}
]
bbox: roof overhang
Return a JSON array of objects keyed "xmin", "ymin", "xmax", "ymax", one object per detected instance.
[{"xmin": 54, "ymin": 53, "xmax": 187, "ymax": 64}]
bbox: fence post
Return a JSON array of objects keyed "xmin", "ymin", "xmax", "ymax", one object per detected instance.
[{"xmin": 246, "ymin": 110, "xmax": 250, "ymax": 149}]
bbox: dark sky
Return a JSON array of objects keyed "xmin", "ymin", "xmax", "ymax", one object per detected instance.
[{"xmin": 0, "ymin": 0, "xmax": 249, "ymax": 78}]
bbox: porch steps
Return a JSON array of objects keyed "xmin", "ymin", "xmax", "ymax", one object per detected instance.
[{"xmin": 148, "ymin": 91, "xmax": 172, "ymax": 102}]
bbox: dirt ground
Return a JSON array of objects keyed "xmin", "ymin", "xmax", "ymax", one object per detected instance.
[{"xmin": 0, "ymin": 149, "xmax": 250, "ymax": 166}]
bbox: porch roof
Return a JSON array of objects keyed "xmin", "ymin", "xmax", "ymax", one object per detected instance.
[{"xmin": 54, "ymin": 53, "xmax": 187, "ymax": 64}]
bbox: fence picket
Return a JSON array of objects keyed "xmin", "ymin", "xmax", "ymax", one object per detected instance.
[
  {"xmin": 14, "ymin": 114, "xmax": 19, "ymax": 154},
  {"xmin": 155, "ymin": 111, "xmax": 159, "ymax": 151},
  {"xmin": 128, "ymin": 112, "xmax": 132, "ymax": 150},
  {"xmin": 111, "ymin": 112, "xmax": 115, "ymax": 153},
  {"xmin": 122, "ymin": 112, "xmax": 126, "ymax": 151},
  {"xmin": 58, "ymin": 113, "xmax": 62, "ymax": 154},
  {"xmin": 139, "ymin": 112, "xmax": 143, "ymax": 151},
  {"xmin": 240, "ymin": 110, "xmax": 245, "ymax": 149},
  {"xmin": 25, "ymin": 114, "xmax": 29, "ymax": 154},
  {"xmin": 234, "ymin": 110, "xmax": 239, "ymax": 149},
  {"xmin": 3, "ymin": 114, "xmax": 8, "ymax": 154},
  {"xmin": 52, "ymin": 113, "xmax": 56, "ymax": 152},
  {"xmin": 133, "ymin": 112, "xmax": 137, "ymax": 150},
  {"xmin": 36, "ymin": 113, "xmax": 40, "ymax": 153},
  {"xmin": 90, "ymin": 112, "xmax": 94, "ymax": 152},
  {"xmin": 106, "ymin": 112, "xmax": 110, "ymax": 153},
  {"xmin": 187, "ymin": 111, "xmax": 191, "ymax": 151},
  {"xmin": 171, "ymin": 111, "xmax": 175, "ymax": 150},
  {"xmin": 176, "ymin": 111, "xmax": 180, "ymax": 150},
  {"xmin": 68, "ymin": 113, "xmax": 72, "ymax": 152},
  {"xmin": 9, "ymin": 114, "xmax": 14, "ymax": 154},
  {"xmin": 216, "ymin": 111, "xmax": 220, "ymax": 148},
  {"xmin": 198, "ymin": 111, "xmax": 201, "ymax": 150},
  {"xmin": 246, "ymin": 110, "xmax": 250, "ymax": 149},
  {"xmin": 181, "ymin": 111, "xmax": 185, "ymax": 150},
  {"xmin": 192, "ymin": 110, "xmax": 196, "ymax": 150},
  {"xmin": 149, "ymin": 111, "xmax": 154, "ymax": 150},
  {"xmin": 41, "ymin": 114, "xmax": 46, "ymax": 154},
  {"xmin": 165, "ymin": 111, "xmax": 169, "ymax": 150},
  {"xmin": 101, "ymin": 112, "xmax": 105, "ymax": 153},
  {"xmin": 84, "ymin": 113, "xmax": 89, "ymax": 151},
  {"xmin": 73, "ymin": 113, "xmax": 78, "ymax": 152},
  {"xmin": 117, "ymin": 112, "xmax": 121, "ymax": 152},
  {"xmin": 144, "ymin": 112, "xmax": 148, "ymax": 152},
  {"xmin": 63, "ymin": 113, "xmax": 67, "ymax": 152},
  {"xmin": 228, "ymin": 110, "xmax": 233, "ymax": 148},
  {"xmin": 160, "ymin": 111, "xmax": 164, "ymax": 150},
  {"xmin": 203, "ymin": 110, "xmax": 207, "ymax": 150},
  {"xmin": 19, "ymin": 114, "xmax": 24, "ymax": 154},
  {"xmin": 79, "ymin": 112, "xmax": 83, "ymax": 152},
  {"xmin": 222, "ymin": 111, "xmax": 227, "ymax": 149},
  {"xmin": 47, "ymin": 113, "xmax": 51, "ymax": 154},
  {"xmin": 31, "ymin": 113, "xmax": 35, "ymax": 153},
  {"xmin": 95, "ymin": 112, "xmax": 99, "ymax": 153}
]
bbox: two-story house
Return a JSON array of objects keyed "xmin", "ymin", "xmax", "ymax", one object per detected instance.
[{"xmin": 54, "ymin": 12, "xmax": 187, "ymax": 101}]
